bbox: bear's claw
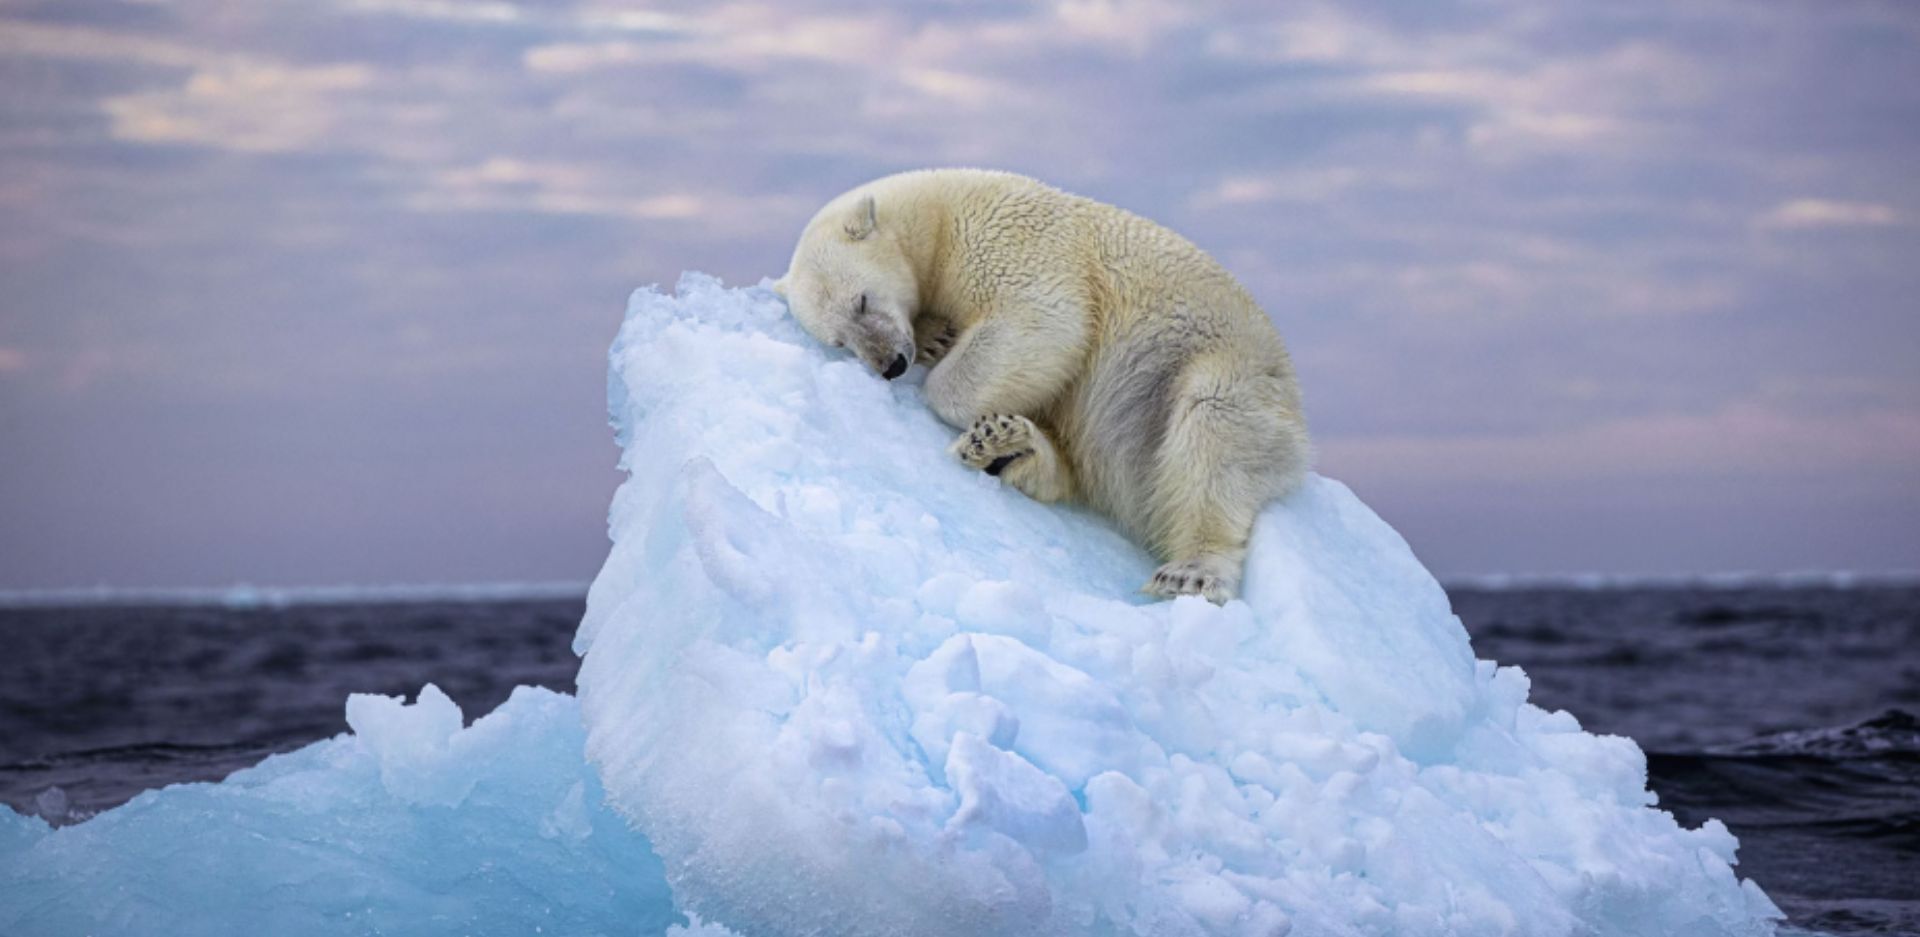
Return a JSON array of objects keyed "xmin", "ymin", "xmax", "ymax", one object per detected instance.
[
  {"xmin": 1144, "ymin": 558, "xmax": 1236, "ymax": 604},
  {"xmin": 952, "ymin": 413, "xmax": 1036, "ymax": 475},
  {"xmin": 917, "ymin": 323, "xmax": 960, "ymax": 366}
]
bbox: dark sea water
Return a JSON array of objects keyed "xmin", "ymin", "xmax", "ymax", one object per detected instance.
[{"xmin": 2, "ymin": 586, "xmax": 1915, "ymax": 936}]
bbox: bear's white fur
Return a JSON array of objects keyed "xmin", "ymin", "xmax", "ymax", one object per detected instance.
[{"xmin": 776, "ymin": 169, "xmax": 1310, "ymax": 602}]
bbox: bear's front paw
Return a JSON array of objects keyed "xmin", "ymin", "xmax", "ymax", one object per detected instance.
[
  {"xmin": 951, "ymin": 414, "xmax": 1036, "ymax": 476},
  {"xmin": 1144, "ymin": 557, "xmax": 1237, "ymax": 604},
  {"xmin": 917, "ymin": 323, "xmax": 959, "ymax": 366}
]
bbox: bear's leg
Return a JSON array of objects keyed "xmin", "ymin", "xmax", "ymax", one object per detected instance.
[
  {"xmin": 1142, "ymin": 361, "xmax": 1309, "ymax": 604},
  {"xmin": 950, "ymin": 414, "xmax": 1076, "ymax": 503},
  {"xmin": 923, "ymin": 311, "xmax": 1087, "ymax": 430}
]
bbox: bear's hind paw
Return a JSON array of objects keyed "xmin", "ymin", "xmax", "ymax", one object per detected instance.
[{"xmin": 1144, "ymin": 558, "xmax": 1238, "ymax": 604}]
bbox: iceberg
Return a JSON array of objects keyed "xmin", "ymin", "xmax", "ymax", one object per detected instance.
[
  {"xmin": 577, "ymin": 274, "xmax": 1780, "ymax": 936},
  {"xmin": 0, "ymin": 685, "xmax": 679, "ymax": 936},
  {"xmin": 0, "ymin": 273, "xmax": 1781, "ymax": 937}
]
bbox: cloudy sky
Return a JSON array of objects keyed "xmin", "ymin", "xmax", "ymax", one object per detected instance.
[{"xmin": 1, "ymin": 0, "xmax": 1916, "ymax": 589}]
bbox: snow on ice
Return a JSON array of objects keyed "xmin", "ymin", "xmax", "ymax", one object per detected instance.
[{"xmin": 1, "ymin": 274, "xmax": 1781, "ymax": 937}]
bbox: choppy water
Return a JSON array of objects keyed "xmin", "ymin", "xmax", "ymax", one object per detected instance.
[
  {"xmin": 1450, "ymin": 587, "xmax": 1920, "ymax": 936},
  {"xmin": 2, "ymin": 587, "xmax": 1914, "ymax": 935}
]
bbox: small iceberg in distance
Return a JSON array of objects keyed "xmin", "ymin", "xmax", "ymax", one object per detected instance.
[{"xmin": 576, "ymin": 274, "xmax": 1781, "ymax": 936}]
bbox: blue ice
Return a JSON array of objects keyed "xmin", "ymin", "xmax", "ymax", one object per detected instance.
[
  {"xmin": 0, "ymin": 686, "xmax": 675, "ymax": 936},
  {"xmin": 1, "ymin": 274, "xmax": 1782, "ymax": 937}
]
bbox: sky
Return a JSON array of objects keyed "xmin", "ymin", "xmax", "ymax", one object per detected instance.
[{"xmin": 1, "ymin": 0, "xmax": 1917, "ymax": 589}]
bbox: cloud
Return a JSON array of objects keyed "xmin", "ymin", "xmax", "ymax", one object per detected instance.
[
  {"xmin": 1050, "ymin": 0, "xmax": 1191, "ymax": 54},
  {"xmin": 1758, "ymin": 198, "xmax": 1903, "ymax": 230},
  {"xmin": 0, "ymin": 17, "xmax": 214, "ymax": 69},
  {"xmin": 894, "ymin": 67, "xmax": 1013, "ymax": 108},
  {"xmin": 522, "ymin": 40, "xmax": 651, "ymax": 73},
  {"xmin": 336, "ymin": 0, "xmax": 695, "ymax": 34},
  {"xmin": 335, "ymin": 0, "xmax": 527, "ymax": 26},
  {"xmin": 1188, "ymin": 168, "xmax": 1425, "ymax": 207},
  {"xmin": 1199, "ymin": 6, "xmax": 1409, "ymax": 67},
  {"xmin": 408, "ymin": 157, "xmax": 706, "ymax": 221},
  {"xmin": 530, "ymin": 9, "xmax": 899, "ymax": 72},
  {"xmin": 103, "ymin": 63, "xmax": 377, "ymax": 153}
]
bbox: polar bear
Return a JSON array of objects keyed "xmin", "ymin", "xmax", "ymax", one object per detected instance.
[{"xmin": 775, "ymin": 169, "xmax": 1310, "ymax": 603}]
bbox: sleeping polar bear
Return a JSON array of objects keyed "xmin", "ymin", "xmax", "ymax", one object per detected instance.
[{"xmin": 774, "ymin": 169, "xmax": 1310, "ymax": 603}]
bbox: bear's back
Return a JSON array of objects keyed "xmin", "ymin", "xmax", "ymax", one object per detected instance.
[{"xmin": 900, "ymin": 170, "xmax": 1268, "ymax": 333}]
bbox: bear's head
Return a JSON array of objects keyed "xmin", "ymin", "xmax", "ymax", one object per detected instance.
[{"xmin": 774, "ymin": 191, "xmax": 918, "ymax": 381}]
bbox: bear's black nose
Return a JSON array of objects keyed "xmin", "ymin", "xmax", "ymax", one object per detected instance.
[{"xmin": 883, "ymin": 355, "xmax": 909, "ymax": 380}]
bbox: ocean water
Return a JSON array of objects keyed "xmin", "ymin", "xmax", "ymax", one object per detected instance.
[{"xmin": 1, "ymin": 586, "xmax": 1913, "ymax": 936}]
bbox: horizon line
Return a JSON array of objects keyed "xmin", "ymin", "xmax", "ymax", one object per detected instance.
[{"xmin": 2, "ymin": 569, "xmax": 1918, "ymax": 609}]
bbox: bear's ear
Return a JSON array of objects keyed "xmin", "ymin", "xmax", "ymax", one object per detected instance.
[
  {"xmin": 770, "ymin": 275, "xmax": 789, "ymax": 298},
  {"xmin": 842, "ymin": 194, "xmax": 877, "ymax": 241}
]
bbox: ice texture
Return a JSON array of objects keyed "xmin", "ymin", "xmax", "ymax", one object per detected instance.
[
  {"xmin": 577, "ymin": 274, "xmax": 1782, "ymax": 937},
  {"xmin": 0, "ymin": 273, "xmax": 1783, "ymax": 937},
  {"xmin": 0, "ymin": 686, "xmax": 678, "ymax": 937}
]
